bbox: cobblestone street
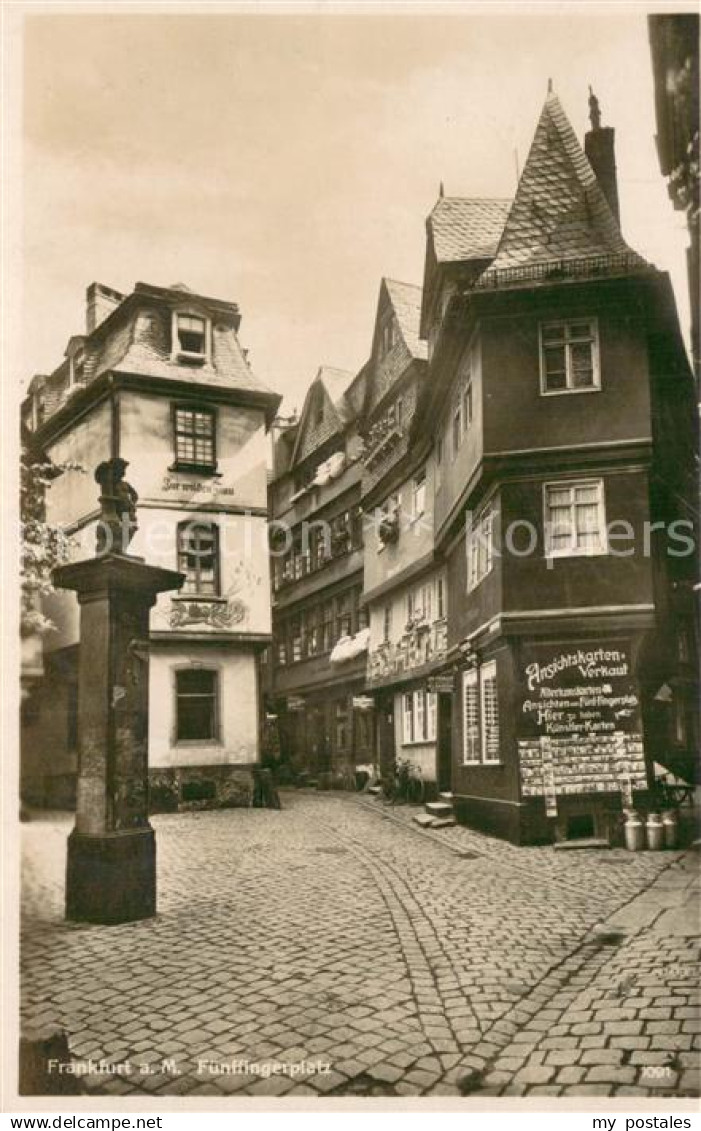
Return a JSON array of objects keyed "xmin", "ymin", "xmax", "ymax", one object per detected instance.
[{"xmin": 21, "ymin": 791, "xmax": 700, "ymax": 1099}]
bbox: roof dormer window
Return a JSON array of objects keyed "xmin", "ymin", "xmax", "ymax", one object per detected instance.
[{"xmin": 173, "ymin": 312, "xmax": 209, "ymax": 363}]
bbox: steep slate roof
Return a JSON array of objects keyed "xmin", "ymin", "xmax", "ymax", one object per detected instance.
[
  {"xmin": 383, "ymin": 279, "xmax": 427, "ymax": 360},
  {"xmin": 317, "ymin": 365, "xmax": 357, "ymax": 425},
  {"xmin": 480, "ymin": 90, "xmax": 646, "ymax": 281},
  {"xmin": 428, "ymin": 198, "xmax": 512, "ymax": 263},
  {"xmin": 289, "ymin": 365, "xmax": 357, "ymax": 466}
]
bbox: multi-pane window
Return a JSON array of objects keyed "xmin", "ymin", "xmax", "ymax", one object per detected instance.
[
  {"xmin": 402, "ymin": 689, "xmax": 437, "ymax": 745},
  {"xmin": 412, "ymin": 470, "xmax": 426, "ymax": 520},
  {"xmin": 544, "ymin": 480, "xmax": 606, "ymax": 557},
  {"xmin": 462, "ymin": 661, "xmax": 500, "ymax": 764},
  {"xmin": 177, "ymin": 521, "xmax": 220, "ymax": 596},
  {"xmin": 176, "ymin": 314, "xmax": 207, "ymax": 357},
  {"xmin": 466, "ymin": 509, "xmax": 495, "ymax": 591},
  {"xmin": 176, "ymin": 669, "xmax": 218, "ymax": 742},
  {"xmin": 383, "ymin": 603, "xmax": 392, "ymax": 642},
  {"xmin": 437, "ymin": 577, "xmax": 445, "ymax": 620},
  {"xmin": 380, "ymin": 317, "xmax": 397, "ymax": 356},
  {"xmin": 174, "ymin": 406, "xmax": 216, "ymax": 470},
  {"xmin": 480, "ymin": 662, "xmax": 500, "ymax": 762},
  {"xmin": 540, "ymin": 320, "xmax": 600, "ymax": 393}
]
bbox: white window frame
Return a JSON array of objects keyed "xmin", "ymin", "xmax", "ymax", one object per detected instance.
[
  {"xmin": 412, "ymin": 469, "xmax": 427, "ymax": 521},
  {"xmin": 402, "ymin": 689, "xmax": 436, "ymax": 746},
  {"xmin": 466, "ymin": 509, "xmax": 495, "ymax": 592},
  {"xmin": 543, "ymin": 478, "xmax": 607, "ymax": 559},
  {"xmin": 539, "ymin": 318, "xmax": 600, "ymax": 395}
]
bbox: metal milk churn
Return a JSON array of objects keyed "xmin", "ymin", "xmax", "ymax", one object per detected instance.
[
  {"xmin": 662, "ymin": 809, "xmax": 679, "ymax": 849},
  {"xmin": 623, "ymin": 810, "xmax": 645, "ymax": 852},
  {"xmin": 646, "ymin": 811, "xmax": 665, "ymax": 851}
]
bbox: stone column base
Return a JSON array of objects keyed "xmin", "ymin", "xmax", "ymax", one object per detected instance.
[{"xmin": 66, "ymin": 827, "xmax": 156, "ymax": 924}]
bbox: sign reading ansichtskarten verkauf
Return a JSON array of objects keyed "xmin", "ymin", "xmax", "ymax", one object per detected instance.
[{"xmin": 517, "ymin": 640, "xmax": 648, "ymax": 803}]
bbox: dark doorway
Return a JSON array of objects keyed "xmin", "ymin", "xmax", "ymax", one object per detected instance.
[
  {"xmin": 437, "ymin": 692, "xmax": 453, "ymax": 792},
  {"xmin": 567, "ymin": 813, "xmax": 595, "ymax": 840}
]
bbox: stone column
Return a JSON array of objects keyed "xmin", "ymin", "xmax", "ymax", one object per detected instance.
[{"xmin": 53, "ymin": 553, "xmax": 183, "ymax": 924}]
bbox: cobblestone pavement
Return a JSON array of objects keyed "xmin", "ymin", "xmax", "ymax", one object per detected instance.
[{"xmin": 21, "ymin": 791, "xmax": 700, "ymax": 1099}]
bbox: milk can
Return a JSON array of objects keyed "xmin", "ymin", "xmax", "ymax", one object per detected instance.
[
  {"xmin": 646, "ymin": 811, "xmax": 665, "ymax": 851},
  {"xmin": 662, "ymin": 809, "xmax": 679, "ymax": 850},
  {"xmin": 623, "ymin": 810, "xmax": 645, "ymax": 852}
]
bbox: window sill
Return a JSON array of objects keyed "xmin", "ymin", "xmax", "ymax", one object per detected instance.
[
  {"xmin": 462, "ymin": 760, "xmax": 503, "ymax": 767},
  {"xmin": 168, "ymin": 462, "xmax": 221, "ymax": 477},
  {"xmin": 174, "ymin": 738, "xmax": 223, "ymax": 747},
  {"xmin": 544, "ymin": 548, "xmax": 607, "ymax": 560}
]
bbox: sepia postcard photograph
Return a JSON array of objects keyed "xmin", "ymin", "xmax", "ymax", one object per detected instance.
[{"xmin": 3, "ymin": 0, "xmax": 700, "ymax": 1120}]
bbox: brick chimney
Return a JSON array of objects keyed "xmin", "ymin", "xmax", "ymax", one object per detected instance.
[
  {"xmin": 86, "ymin": 282, "xmax": 125, "ymax": 334},
  {"xmin": 584, "ymin": 87, "xmax": 620, "ymax": 226}
]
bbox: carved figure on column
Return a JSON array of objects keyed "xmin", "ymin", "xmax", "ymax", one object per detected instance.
[{"xmin": 94, "ymin": 458, "xmax": 138, "ymax": 555}]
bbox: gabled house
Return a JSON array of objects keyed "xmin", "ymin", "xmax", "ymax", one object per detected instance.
[
  {"xmin": 358, "ymin": 279, "xmax": 450, "ymax": 792},
  {"xmin": 416, "ymin": 88, "xmax": 697, "ymax": 843}
]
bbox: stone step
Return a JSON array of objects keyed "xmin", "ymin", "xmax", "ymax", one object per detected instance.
[
  {"xmin": 367, "ymin": 785, "xmax": 382, "ymax": 795},
  {"xmin": 413, "ymin": 813, "xmax": 437, "ymax": 828},
  {"xmin": 425, "ymin": 801, "xmax": 453, "ymax": 818},
  {"xmin": 439, "ymin": 792, "xmax": 454, "ymax": 802},
  {"xmin": 431, "ymin": 817, "xmax": 456, "ymax": 828}
]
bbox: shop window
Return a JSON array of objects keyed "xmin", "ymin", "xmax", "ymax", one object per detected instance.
[
  {"xmin": 466, "ymin": 509, "xmax": 494, "ymax": 591},
  {"xmin": 540, "ymin": 319, "xmax": 600, "ymax": 394},
  {"xmin": 176, "ymin": 669, "xmax": 218, "ymax": 742},
  {"xmin": 177, "ymin": 521, "xmax": 220, "ymax": 596},
  {"xmin": 173, "ymin": 405, "xmax": 216, "ymax": 471},
  {"xmin": 544, "ymin": 479, "xmax": 606, "ymax": 558},
  {"xmin": 462, "ymin": 670, "xmax": 480, "ymax": 763},
  {"xmin": 322, "ymin": 601, "xmax": 334, "ymax": 652},
  {"xmin": 462, "ymin": 661, "xmax": 500, "ymax": 764}
]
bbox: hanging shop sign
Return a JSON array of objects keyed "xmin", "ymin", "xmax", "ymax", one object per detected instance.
[
  {"xmin": 517, "ymin": 640, "xmax": 647, "ymax": 800},
  {"xmin": 352, "ymin": 696, "xmax": 375, "ymax": 711}
]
